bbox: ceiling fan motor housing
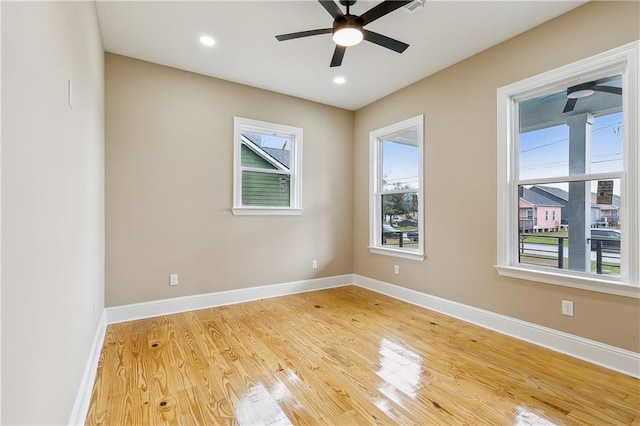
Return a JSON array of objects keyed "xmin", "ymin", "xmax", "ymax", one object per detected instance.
[{"xmin": 333, "ymin": 14, "xmax": 364, "ymax": 33}]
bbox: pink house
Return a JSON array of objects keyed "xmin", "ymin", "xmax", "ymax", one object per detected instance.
[
  {"xmin": 598, "ymin": 204, "xmax": 620, "ymax": 226},
  {"xmin": 519, "ymin": 188, "xmax": 562, "ymax": 232}
]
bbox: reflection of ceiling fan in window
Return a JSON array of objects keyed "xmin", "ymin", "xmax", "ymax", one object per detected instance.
[{"xmin": 563, "ymin": 76, "xmax": 622, "ymax": 113}]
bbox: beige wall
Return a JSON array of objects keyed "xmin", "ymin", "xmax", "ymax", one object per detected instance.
[
  {"xmin": 105, "ymin": 54, "xmax": 354, "ymax": 306},
  {"xmin": 354, "ymin": 1, "xmax": 640, "ymax": 352},
  {"xmin": 1, "ymin": 2, "xmax": 105, "ymax": 424}
]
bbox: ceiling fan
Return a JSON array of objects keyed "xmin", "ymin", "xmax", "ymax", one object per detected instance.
[
  {"xmin": 275, "ymin": 0, "xmax": 412, "ymax": 68},
  {"xmin": 563, "ymin": 77, "xmax": 622, "ymax": 113}
]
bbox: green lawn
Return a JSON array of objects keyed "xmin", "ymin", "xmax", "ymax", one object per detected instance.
[{"xmin": 520, "ymin": 230, "xmax": 568, "ymax": 245}]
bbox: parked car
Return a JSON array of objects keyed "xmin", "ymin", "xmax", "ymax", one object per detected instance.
[
  {"xmin": 406, "ymin": 230, "xmax": 419, "ymax": 241},
  {"xmin": 590, "ymin": 228, "xmax": 620, "ymax": 251},
  {"xmin": 396, "ymin": 219, "xmax": 418, "ymax": 227}
]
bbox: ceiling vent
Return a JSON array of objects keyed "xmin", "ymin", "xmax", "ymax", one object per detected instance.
[{"xmin": 404, "ymin": 0, "xmax": 425, "ymax": 13}]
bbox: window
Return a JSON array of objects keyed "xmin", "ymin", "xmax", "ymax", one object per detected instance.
[
  {"xmin": 233, "ymin": 117, "xmax": 302, "ymax": 215},
  {"xmin": 369, "ymin": 115, "xmax": 424, "ymax": 261},
  {"xmin": 497, "ymin": 42, "xmax": 639, "ymax": 298}
]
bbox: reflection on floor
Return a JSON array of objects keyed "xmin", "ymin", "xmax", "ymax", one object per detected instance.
[{"xmin": 86, "ymin": 286, "xmax": 640, "ymax": 425}]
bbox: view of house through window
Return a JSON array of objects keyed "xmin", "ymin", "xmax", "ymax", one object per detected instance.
[
  {"xmin": 241, "ymin": 132, "xmax": 292, "ymax": 207},
  {"xmin": 517, "ymin": 75, "xmax": 623, "ymax": 277},
  {"xmin": 233, "ymin": 117, "xmax": 302, "ymax": 215}
]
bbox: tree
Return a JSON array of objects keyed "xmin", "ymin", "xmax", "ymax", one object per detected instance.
[{"xmin": 383, "ymin": 193, "xmax": 413, "ymax": 224}]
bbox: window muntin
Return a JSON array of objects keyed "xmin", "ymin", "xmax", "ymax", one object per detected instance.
[
  {"xmin": 369, "ymin": 115, "xmax": 424, "ymax": 260},
  {"xmin": 497, "ymin": 42, "xmax": 639, "ymax": 298},
  {"xmin": 233, "ymin": 117, "xmax": 302, "ymax": 215}
]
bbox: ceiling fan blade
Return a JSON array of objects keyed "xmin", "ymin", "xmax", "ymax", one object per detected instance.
[
  {"xmin": 359, "ymin": 0, "xmax": 413, "ymax": 26},
  {"xmin": 594, "ymin": 75, "xmax": 620, "ymax": 86},
  {"xmin": 363, "ymin": 29, "xmax": 409, "ymax": 53},
  {"xmin": 593, "ymin": 86, "xmax": 622, "ymax": 95},
  {"xmin": 563, "ymin": 98, "xmax": 577, "ymax": 113},
  {"xmin": 276, "ymin": 28, "xmax": 332, "ymax": 41},
  {"xmin": 330, "ymin": 45, "xmax": 346, "ymax": 67},
  {"xmin": 318, "ymin": 0, "xmax": 343, "ymax": 19}
]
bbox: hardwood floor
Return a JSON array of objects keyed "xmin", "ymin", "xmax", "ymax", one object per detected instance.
[{"xmin": 86, "ymin": 286, "xmax": 640, "ymax": 425}]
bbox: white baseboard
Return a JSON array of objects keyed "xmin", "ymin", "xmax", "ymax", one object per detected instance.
[
  {"xmin": 106, "ymin": 274, "xmax": 354, "ymax": 324},
  {"xmin": 68, "ymin": 310, "xmax": 108, "ymax": 426},
  {"xmin": 353, "ymin": 274, "xmax": 640, "ymax": 378},
  {"xmin": 72, "ymin": 273, "xmax": 638, "ymax": 424}
]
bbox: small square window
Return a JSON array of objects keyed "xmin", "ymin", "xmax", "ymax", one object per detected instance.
[{"xmin": 232, "ymin": 117, "xmax": 303, "ymax": 215}]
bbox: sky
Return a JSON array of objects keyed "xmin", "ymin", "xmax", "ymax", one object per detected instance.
[
  {"xmin": 518, "ymin": 111, "xmax": 623, "ymax": 195},
  {"xmin": 252, "ymin": 133, "xmax": 292, "ymax": 151},
  {"xmin": 382, "ymin": 140, "xmax": 419, "ymax": 191}
]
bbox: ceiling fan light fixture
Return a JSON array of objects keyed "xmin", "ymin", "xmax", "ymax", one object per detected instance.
[
  {"xmin": 332, "ymin": 25, "xmax": 363, "ymax": 47},
  {"xmin": 567, "ymin": 82, "xmax": 595, "ymax": 99},
  {"xmin": 567, "ymin": 88, "xmax": 594, "ymax": 99}
]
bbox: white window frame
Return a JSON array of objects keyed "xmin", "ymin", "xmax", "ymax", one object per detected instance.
[
  {"xmin": 369, "ymin": 115, "xmax": 425, "ymax": 261},
  {"xmin": 232, "ymin": 117, "xmax": 303, "ymax": 216},
  {"xmin": 496, "ymin": 42, "xmax": 639, "ymax": 298}
]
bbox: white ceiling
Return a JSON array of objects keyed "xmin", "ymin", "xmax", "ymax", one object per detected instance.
[{"xmin": 96, "ymin": 0, "xmax": 587, "ymax": 111}]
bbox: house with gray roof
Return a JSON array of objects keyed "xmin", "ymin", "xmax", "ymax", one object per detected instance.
[
  {"xmin": 519, "ymin": 187, "xmax": 562, "ymax": 232},
  {"xmin": 530, "ymin": 185, "xmax": 619, "ymax": 227},
  {"xmin": 240, "ymin": 134, "xmax": 291, "ymax": 207}
]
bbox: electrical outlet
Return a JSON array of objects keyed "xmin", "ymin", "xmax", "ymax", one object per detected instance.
[
  {"xmin": 394, "ymin": 264, "xmax": 400, "ymax": 275},
  {"xmin": 170, "ymin": 274, "xmax": 179, "ymax": 286},
  {"xmin": 312, "ymin": 260, "xmax": 318, "ymax": 269},
  {"xmin": 562, "ymin": 300, "xmax": 574, "ymax": 316}
]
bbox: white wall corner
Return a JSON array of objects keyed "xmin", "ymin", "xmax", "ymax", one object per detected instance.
[
  {"xmin": 68, "ymin": 310, "xmax": 108, "ymax": 426},
  {"xmin": 353, "ymin": 274, "xmax": 640, "ymax": 378}
]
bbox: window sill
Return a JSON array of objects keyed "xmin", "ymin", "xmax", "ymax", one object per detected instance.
[
  {"xmin": 368, "ymin": 246, "xmax": 425, "ymax": 261},
  {"xmin": 495, "ymin": 265, "xmax": 639, "ymax": 299},
  {"xmin": 232, "ymin": 207, "xmax": 302, "ymax": 216}
]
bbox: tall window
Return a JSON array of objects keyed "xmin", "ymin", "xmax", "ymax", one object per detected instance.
[
  {"xmin": 233, "ymin": 117, "xmax": 303, "ymax": 215},
  {"xmin": 369, "ymin": 115, "xmax": 424, "ymax": 261},
  {"xmin": 497, "ymin": 42, "xmax": 639, "ymax": 297}
]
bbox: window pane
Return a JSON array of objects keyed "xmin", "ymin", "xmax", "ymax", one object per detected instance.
[
  {"xmin": 591, "ymin": 112, "xmax": 623, "ymax": 174},
  {"xmin": 519, "ymin": 122, "xmax": 569, "ymax": 180},
  {"xmin": 242, "ymin": 171, "xmax": 290, "ymax": 207},
  {"xmin": 381, "ymin": 192, "xmax": 419, "ymax": 249},
  {"xmin": 519, "ymin": 74, "xmax": 622, "ymax": 181},
  {"xmin": 241, "ymin": 132, "xmax": 291, "ymax": 170},
  {"xmin": 518, "ymin": 180, "xmax": 621, "ymax": 277},
  {"xmin": 382, "ymin": 134, "xmax": 419, "ymax": 191}
]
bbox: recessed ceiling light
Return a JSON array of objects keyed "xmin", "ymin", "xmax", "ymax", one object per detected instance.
[
  {"xmin": 199, "ymin": 35, "xmax": 216, "ymax": 47},
  {"xmin": 334, "ymin": 76, "xmax": 346, "ymax": 84}
]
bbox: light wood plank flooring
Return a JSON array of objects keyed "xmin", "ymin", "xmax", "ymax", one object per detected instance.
[{"xmin": 86, "ymin": 286, "xmax": 640, "ymax": 425}]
